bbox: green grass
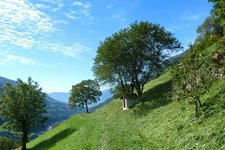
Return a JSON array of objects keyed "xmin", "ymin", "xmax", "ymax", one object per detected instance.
[
  {"xmin": 21, "ymin": 43, "xmax": 225, "ymax": 149},
  {"xmin": 22, "ymin": 66, "xmax": 225, "ymax": 149}
]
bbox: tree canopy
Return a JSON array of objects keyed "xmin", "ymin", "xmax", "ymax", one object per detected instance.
[
  {"xmin": 0, "ymin": 77, "xmax": 47, "ymax": 150},
  {"xmin": 209, "ymin": 0, "xmax": 225, "ymax": 35},
  {"xmin": 93, "ymin": 21, "xmax": 182, "ymax": 99},
  {"xmin": 69, "ymin": 80, "xmax": 102, "ymax": 113},
  {"xmin": 195, "ymin": 15, "xmax": 223, "ymax": 49}
]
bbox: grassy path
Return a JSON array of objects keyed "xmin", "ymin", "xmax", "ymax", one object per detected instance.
[
  {"xmin": 24, "ymin": 69, "xmax": 225, "ymax": 149},
  {"xmin": 26, "ymin": 105, "xmax": 155, "ymax": 150},
  {"xmin": 90, "ymin": 112, "xmax": 154, "ymax": 150}
]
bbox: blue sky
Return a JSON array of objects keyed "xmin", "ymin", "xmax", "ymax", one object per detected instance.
[{"xmin": 0, "ymin": 0, "xmax": 212, "ymax": 93}]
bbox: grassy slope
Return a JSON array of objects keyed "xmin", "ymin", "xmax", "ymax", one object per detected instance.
[{"xmin": 24, "ymin": 45, "xmax": 225, "ymax": 150}]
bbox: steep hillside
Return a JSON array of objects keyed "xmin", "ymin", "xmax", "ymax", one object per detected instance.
[{"xmin": 24, "ymin": 66, "xmax": 225, "ymax": 149}]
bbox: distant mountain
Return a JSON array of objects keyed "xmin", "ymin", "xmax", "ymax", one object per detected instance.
[
  {"xmin": 37, "ymin": 96, "xmax": 76, "ymax": 133},
  {"xmin": 90, "ymin": 97, "xmax": 114, "ymax": 112},
  {"xmin": 48, "ymin": 89, "xmax": 113, "ymax": 107},
  {"xmin": 0, "ymin": 76, "xmax": 76, "ymax": 133},
  {"xmin": 0, "ymin": 76, "xmax": 16, "ymax": 92},
  {"xmin": 91, "ymin": 89, "xmax": 113, "ymax": 107},
  {"xmin": 167, "ymin": 50, "xmax": 187, "ymax": 65},
  {"xmin": 100, "ymin": 89, "xmax": 113, "ymax": 101},
  {"xmin": 48, "ymin": 92, "xmax": 70, "ymax": 103},
  {"xmin": 0, "ymin": 77, "xmax": 17, "ymax": 126},
  {"xmin": 0, "ymin": 76, "xmax": 16, "ymax": 85}
]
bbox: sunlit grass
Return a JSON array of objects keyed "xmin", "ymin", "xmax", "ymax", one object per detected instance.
[{"xmin": 22, "ymin": 45, "xmax": 225, "ymax": 150}]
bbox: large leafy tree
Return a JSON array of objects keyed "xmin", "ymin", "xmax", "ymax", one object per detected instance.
[
  {"xmin": 172, "ymin": 45, "xmax": 215, "ymax": 118},
  {"xmin": 209, "ymin": 0, "xmax": 225, "ymax": 35},
  {"xmin": 0, "ymin": 77, "xmax": 47, "ymax": 150},
  {"xmin": 69, "ymin": 80, "xmax": 102, "ymax": 113},
  {"xmin": 93, "ymin": 21, "xmax": 181, "ymax": 99}
]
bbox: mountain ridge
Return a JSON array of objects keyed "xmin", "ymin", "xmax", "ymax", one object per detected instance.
[{"xmin": 48, "ymin": 89, "xmax": 113, "ymax": 105}]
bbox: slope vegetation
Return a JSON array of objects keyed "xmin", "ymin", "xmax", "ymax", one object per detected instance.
[
  {"xmin": 24, "ymin": 65, "xmax": 225, "ymax": 149},
  {"xmin": 0, "ymin": 77, "xmax": 76, "ymax": 133}
]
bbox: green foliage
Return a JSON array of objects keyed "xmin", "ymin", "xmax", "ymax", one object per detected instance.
[
  {"xmin": 93, "ymin": 21, "xmax": 182, "ymax": 99},
  {"xmin": 217, "ymin": 37, "xmax": 225, "ymax": 68},
  {"xmin": 195, "ymin": 16, "xmax": 223, "ymax": 49},
  {"xmin": 209, "ymin": 0, "xmax": 225, "ymax": 35},
  {"xmin": 0, "ymin": 77, "xmax": 47, "ymax": 150},
  {"xmin": 211, "ymin": 37, "xmax": 225, "ymax": 75},
  {"xmin": 69, "ymin": 80, "xmax": 102, "ymax": 113},
  {"xmin": 0, "ymin": 137, "xmax": 19, "ymax": 150},
  {"xmin": 172, "ymin": 45, "xmax": 215, "ymax": 118},
  {"xmin": 110, "ymin": 85, "xmax": 124, "ymax": 99},
  {"xmin": 217, "ymin": 36, "xmax": 225, "ymax": 51}
]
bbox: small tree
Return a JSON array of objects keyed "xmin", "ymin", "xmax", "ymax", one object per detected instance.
[
  {"xmin": 172, "ymin": 45, "xmax": 215, "ymax": 118},
  {"xmin": 69, "ymin": 80, "xmax": 102, "ymax": 113},
  {"xmin": 0, "ymin": 77, "xmax": 47, "ymax": 150}
]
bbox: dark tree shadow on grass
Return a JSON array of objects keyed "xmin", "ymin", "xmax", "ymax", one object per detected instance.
[
  {"xmin": 133, "ymin": 80, "xmax": 173, "ymax": 117},
  {"xmin": 29, "ymin": 128, "xmax": 76, "ymax": 150}
]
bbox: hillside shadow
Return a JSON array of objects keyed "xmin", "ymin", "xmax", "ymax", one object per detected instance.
[
  {"xmin": 133, "ymin": 80, "xmax": 172, "ymax": 117},
  {"xmin": 29, "ymin": 128, "xmax": 76, "ymax": 150}
]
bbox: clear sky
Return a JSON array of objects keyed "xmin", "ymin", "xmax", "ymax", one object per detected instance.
[{"xmin": 0, "ymin": 0, "xmax": 212, "ymax": 93}]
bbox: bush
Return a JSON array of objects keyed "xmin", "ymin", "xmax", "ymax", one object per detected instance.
[{"xmin": 0, "ymin": 137, "xmax": 18, "ymax": 150}]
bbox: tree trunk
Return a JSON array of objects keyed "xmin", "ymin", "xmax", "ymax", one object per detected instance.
[
  {"xmin": 195, "ymin": 99, "xmax": 198, "ymax": 118},
  {"xmin": 195, "ymin": 97, "xmax": 201, "ymax": 118},
  {"xmin": 134, "ymin": 74, "xmax": 142, "ymax": 99},
  {"xmin": 119, "ymin": 78, "xmax": 125, "ymax": 93},
  {"xmin": 85, "ymin": 101, "xmax": 89, "ymax": 113},
  {"xmin": 198, "ymin": 97, "xmax": 202, "ymax": 107},
  {"xmin": 131, "ymin": 81, "xmax": 134, "ymax": 93},
  {"xmin": 22, "ymin": 122, "xmax": 28, "ymax": 150},
  {"xmin": 136, "ymin": 86, "xmax": 142, "ymax": 99}
]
